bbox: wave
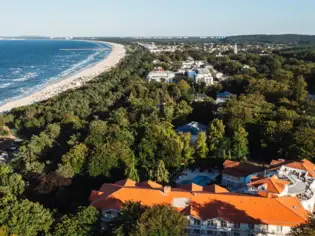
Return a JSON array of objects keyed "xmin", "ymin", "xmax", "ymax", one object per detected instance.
[
  {"xmin": 59, "ymin": 50, "xmax": 102, "ymax": 78},
  {"xmin": 12, "ymin": 71, "xmax": 39, "ymax": 82},
  {"xmin": 0, "ymin": 83, "xmax": 12, "ymax": 89}
]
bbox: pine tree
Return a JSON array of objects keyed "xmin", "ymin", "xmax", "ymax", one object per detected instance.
[
  {"xmin": 195, "ymin": 132, "xmax": 209, "ymax": 159},
  {"xmin": 232, "ymin": 126, "xmax": 249, "ymax": 160},
  {"xmin": 154, "ymin": 160, "xmax": 169, "ymax": 184},
  {"xmin": 180, "ymin": 133, "xmax": 195, "ymax": 166},
  {"xmin": 292, "ymin": 75, "xmax": 307, "ymax": 102},
  {"xmin": 207, "ymin": 119, "xmax": 225, "ymax": 154},
  {"xmin": 126, "ymin": 156, "xmax": 139, "ymax": 182}
]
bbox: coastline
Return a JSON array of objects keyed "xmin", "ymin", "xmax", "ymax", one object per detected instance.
[{"xmin": 0, "ymin": 41, "xmax": 126, "ymax": 113}]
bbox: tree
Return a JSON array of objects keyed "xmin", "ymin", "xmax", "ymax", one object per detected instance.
[
  {"xmin": 293, "ymin": 127, "xmax": 315, "ymax": 160},
  {"xmin": 292, "ymin": 75, "xmax": 308, "ymax": 102},
  {"xmin": 53, "ymin": 206, "xmax": 100, "ymax": 236},
  {"xmin": 153, "ymin": 160, "xmax": 169, "ymax": 184},
  {"xmin": 180, "ymin": 133, "xmax": 195, "ymax": 165},
  {"xmin": 125, "ymin": 156, "xmax": 140, "ymax": 182},
  {"xmin": 232, "ymin": 126, "xmax": 249, "ymax": 160},
  {"xmin": 59, "ymin": 143, "xmax": 89, "ymax": 177},
  {"xmin": 0, "ymin": 165, "xmax": 24, "ymax": 196},
  {"xmin": 291, "ymin": 218, "xmax": 315, "ymax": 236},
  {"xmin": 207, "ymin": 119, "xmax": 225, "ymax": 155},
  {"xmin": 110, "ymin": 201, "xmax": 146, "ymax": 236},
  {"xmin": 215, "ymin": 137, "xmax": 232, "ymax": 160},
  {"xmin": 0, "ymin": 200, "xmax": 53, "ymax": 236},
  {"xmin": 195, "ymin": 132, "xmax": 208, "ymax": 159},
  {"xmin": 135, "ymin": 205, "xmax": 188, "ymax": 236}
]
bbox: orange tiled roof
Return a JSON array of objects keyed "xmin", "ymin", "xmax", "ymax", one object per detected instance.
[
  {"xmin": 223, "ymin": 160, "xmax": 264, "ymax": 177},
  {"xmin": 137, "ymin": 180, "xmax": 162, "ymax": 189},
  {"xmin": 179, "ymin": 183, "xmax": 203, "ymax": 192},
  {"xmin": 203, "ymin": 184, "xmax": 229, "ymax": 193},
  {"xmin": 287, "ymin": 159, "xmax": 315, "ymax": 178},
  {"xmin": 272, "ymin": 159, "xmax": 315, "ymax": 178},
  {"xmin": 90, "ymin": 179, "xmax": 309, "ymax": 227},
  {"xmin": 248, "ymin": 175, "xmax": 290, "ymax": 194}
]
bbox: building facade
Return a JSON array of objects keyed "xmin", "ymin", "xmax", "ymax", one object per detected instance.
[{"xmin": 90, "ymin": 179, "xmax": 309, "ymax": 236}]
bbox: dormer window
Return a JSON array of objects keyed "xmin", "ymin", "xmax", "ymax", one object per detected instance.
[
  {"xmin": 193, "ymin": 218, "xmax": 201, "ymax": 225},
  {"xmin": 207, "ymin": 219, "xmax": 217, "ymax": 227},
  {"xmin": 221, "ymin": 220, "xmax": 227, "ymax": 227}
]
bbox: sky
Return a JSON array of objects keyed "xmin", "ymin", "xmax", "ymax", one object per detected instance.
[{"xmin": 0, "ymin": 0, "xmax": 315, "ymax": 37}]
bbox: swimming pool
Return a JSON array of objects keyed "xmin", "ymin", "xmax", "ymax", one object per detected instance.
[{"xmin": 180, "ymin": 175, "xmax": 211, "ymax": 186}]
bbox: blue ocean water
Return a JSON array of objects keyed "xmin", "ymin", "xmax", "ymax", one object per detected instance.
[{"xmin": 0, "ymin": 40, "xmax": 112, "ymax": 105}]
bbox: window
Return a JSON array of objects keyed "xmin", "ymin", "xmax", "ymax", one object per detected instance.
[
  {"xmin": 220, "ymin": 232, "xmax": 228, "ymax": 236},
  {"xmin": 248, "ymin": 224, "xmax": 254, "ymax": 230},
  {"xmin": 207, "ymin": 230, "xmax": 214, "ymax": 235},
  {"xmin": 277, "ymin": 226, "xmax": 283, "ymax": 232},
  {"xmin": 234, "ymin": 233, "xmax": 240, "ymax": 236},
  {"xmin": 247, "ymin": 234, "xmax": 255, "ymax": 236},
  {"xmin": 193, "ymin": 218, "xmax": 201, "ymax": 225},
  {"xmin": 207, "ymin": 220, "xmax": 216, "ymax": 227},
  {"xmin": 234, "ymin": 222, "xmax": 240, "ymax": 228},
  {"xmin": 193, "ymin": 229, "xmax": 200, "ymax": 234},
  {"xmin": 221, "ymin": 220, "xmax": 227, "ymax": 227}
]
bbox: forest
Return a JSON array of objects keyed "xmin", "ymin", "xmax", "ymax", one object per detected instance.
[{"xmin": 0, "ymin": 41, "xmax": 315, "ymax": 235}]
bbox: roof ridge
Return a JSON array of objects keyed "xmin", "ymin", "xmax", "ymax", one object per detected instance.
[
  {"xmin": 275, "ymin": 197, "xmax": 308, "ymax": 221},
  {"xmin": 269, "ymin": 178, "xmax": 282, "ymax": 194}
]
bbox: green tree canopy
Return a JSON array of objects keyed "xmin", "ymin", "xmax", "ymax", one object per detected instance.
[
  {"xmin": 135, "ymin": 205, "xmax": 188, "ymax": 236},
  {"xmin": 53, "ymin": 206, "xmax": 100, "ymax": 236},
  {"xmin": 195, "ymin": 132, "xmax": 208, "ymax": 159}
]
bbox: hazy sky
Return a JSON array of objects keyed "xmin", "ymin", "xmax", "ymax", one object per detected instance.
[{"xmin": 1, "ymin": 0, "xmax": 314, "ymax": 37}]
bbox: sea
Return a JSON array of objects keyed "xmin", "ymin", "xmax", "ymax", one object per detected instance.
[{"xmin": 0, "ymin": 39, "xmax": 112, "ymax": 105}]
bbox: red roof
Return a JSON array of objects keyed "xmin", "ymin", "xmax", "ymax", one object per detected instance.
[
  {"xmin": 223, "ymin": 160, "xmax": 264, "ymax": 177},
  {"xmin": 90, "ymin": 179, "xmax": 309, "ymax": 227},
  {"xmin": 270, "ymin": 159, "xmax": 315, "ymax": 178},
  {"xmin": 248, "ymin": 175, "xmax": 290, "ymax": 194},
  {"xmin": 203, "ymin": 184, "xmax": 229, "ymax": 193}
]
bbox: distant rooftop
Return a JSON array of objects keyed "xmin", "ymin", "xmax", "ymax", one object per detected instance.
[{"xmin": 176, "ymin": 121, "xmax": 207, "ymax": 136}]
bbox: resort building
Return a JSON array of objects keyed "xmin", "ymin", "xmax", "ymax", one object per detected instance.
[
  {"xmin": 146, "ymin": 69, "xmax": 175, "ymax": 83},
  {"xmin": 176, "ymin": 121, "xmax": 208, "ymax": 144},
  {"xmin": 270, "ymin": 159, "xmax": 315, "ymax": 181},
  {"xmin": 90, "ymin": 179, "xmax": 309, "ymax": 236},
  {"xmin": 221, "ymin": 160, "xmax": 264, "ymax": 191}
]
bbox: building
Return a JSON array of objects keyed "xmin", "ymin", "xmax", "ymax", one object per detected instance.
[
  {"xmin": 90, "ymin": 179, "xmax": 309, "ymax": 236},
  {"xmin": 247, "ymin": 175, "xmax": 290, "ymax": 197},
  {"xmin": 269, "ymin": 159, "xmax": 315, "ymax": 212},
  {"xmin": 234, "ymin": 44, "xmax": 238, "ymax": 55},
  {"xmin": 195, "ymin": 69, "xmax": 214, "ymax": 86},
  {"xmin": 146, "ymin": 70, "xmax": 175, "ymax": 83},
  {"xmin": 216, "ymin": 91, "xmax": 235, "ymax": 104},
  {"xmin": 273, "ymin": 159, "xmax": 315, "ymax": 181},
  {"xmin": 222, "ymin": 160, "xmax": 264, "ymax": 190},
  {"xmin": 182, "ymin": 60, "xmax": 195, "ymax": 69},
  {"xmin": 176, "ymin": 121, "xmax": 208, "ymax": 144}
]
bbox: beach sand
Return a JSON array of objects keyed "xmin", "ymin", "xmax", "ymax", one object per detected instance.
[{"xmin": 0, "ymin": 41, "xmax": 126, "ymax": 113}]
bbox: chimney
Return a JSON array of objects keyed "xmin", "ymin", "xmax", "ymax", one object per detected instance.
[{"xmin": 163, "ymin": 186, "xmax": 171, "ymax": 195}]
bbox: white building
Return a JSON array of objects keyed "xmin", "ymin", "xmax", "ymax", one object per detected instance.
[
  {"xmin": 90, "ymin": 179, "xmax": 309, "ymax": 236},
  {"xmin": 146, "ymin": 70, "xmax": 175, "ymax": 83},
  {"xmin": 182, "ymin": 60, "xmax": 195, "ymax": 69},
  {"xmin": 195, "ymin": 69, "xmax": 214, "ymax": 86}
]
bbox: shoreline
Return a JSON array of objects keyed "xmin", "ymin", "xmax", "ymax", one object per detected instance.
[{"xmin": 0, "ymin": 41, "xmax": 126, "ymax": 113}]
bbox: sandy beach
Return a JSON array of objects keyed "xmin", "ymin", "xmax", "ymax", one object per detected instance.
[{"xmin": 0, "ymin": 41, "xmax": 126, "ymax": 113}]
